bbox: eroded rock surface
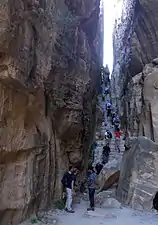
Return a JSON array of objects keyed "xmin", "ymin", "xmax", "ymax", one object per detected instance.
[
  {"xmin": 120, "ymin": 61, "xmax": 158, "ymax": 142},
  {"xmin": 0, "ymin": 0, "xmax": 102, "ymax": 224},
  {"xmin": 117, "ymin": 137, "xmax": 158, "ymax": 210},
  {"xmin": 112, "ymin": 0, "xmax": 158, "ymax": 109}
]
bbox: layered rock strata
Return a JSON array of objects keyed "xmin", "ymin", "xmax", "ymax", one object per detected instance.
[
  {"xmin": 112, "ymin": 0, "xmax": 158, "ymax": 110},
  {"xmin": 0, "ymin": 0, "xmax": 102, "ymax": 224},
  {"xmin": 117, "ymin": 137, "xmax": 158, "ymax": 211},
  {"xmin": 112, "ymin": 0, "xmax": 158, "ymax": 211}
]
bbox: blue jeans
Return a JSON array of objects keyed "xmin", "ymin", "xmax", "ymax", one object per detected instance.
[{"xmin": 89, "ymin": 188, "xmax": 95, "ymax": 208}]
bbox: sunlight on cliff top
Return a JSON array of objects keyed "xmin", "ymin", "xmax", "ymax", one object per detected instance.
[{"xmin": 103, "ymin": 0, "xmax": 123, "ymax": 74}]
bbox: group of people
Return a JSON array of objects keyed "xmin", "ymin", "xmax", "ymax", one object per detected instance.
[
  {"xmin": 60, "ymin": 97, "xmax": 122, "ymax": 214},
  {"xmin": 61, "ymin": 165, "xmax": 98, "ymax": 213},
  {"xmin": 105, "ymin": 100, "xmax": 121, "ymax": 153}
]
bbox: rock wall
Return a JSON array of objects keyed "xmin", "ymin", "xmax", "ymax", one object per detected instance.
[
  {"xmin": 112, "ymin": 0, "xmax": 158, "ymax": 111},
  {"xmin": 121, "ymin": 60, "xmax": 158, "ymax": 142},
  {"xmin": 112, "ymin": 0, "xmax": 158, "ymax": 211},
  {"xmin": 112, "ymin": 0, "xmax": 158, "ymax": 135},
  {"xmin": 0, "ymin": 0, "xmax": 102, "ymax": 224},
  {"xmin": 117, "ymin": 137, "xmax": 158, "ymax": 211}
]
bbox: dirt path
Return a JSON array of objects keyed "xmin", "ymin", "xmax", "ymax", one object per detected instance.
[{"xmin": 21, "ymin": 200, "xmax": 158, "ymax": 225}]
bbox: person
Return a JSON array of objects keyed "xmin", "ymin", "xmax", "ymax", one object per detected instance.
[
  {"xmin": 95, "ymin": 163, "xmax": 103, "ymax": 175},
  {"xmin": 106, "ymin": 130, "xmax": 112, "ymax": 139},
  {"xmin": 102, "ymin": 145, "xmax": 110, "ymax": 164},
  {"xmin": 104, "ymin": 130, "xmax": 111, "ymax": 146},
  {"xmin": 111, "ymin": 111, "xmax": 116, "ymax": 125},
  {"xmin": 87, "ymin": 166, "xmax": 96, "ymax": 211},
  {"xmin": 115, "ymin": 127, "xmax": 121, "ymax": 153},
  {"xmin": 106, "ymin": 100, "xmax": 111, "ymax": 117},
  {"xmin": 113, "ymin": 116, "xmax": 120, "ymax": 131},
  {"xmin": 61, "ymin": 166, "xmax": 75, "ymax": 213}
]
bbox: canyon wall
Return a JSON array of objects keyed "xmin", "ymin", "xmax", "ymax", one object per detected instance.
[
  {"xmin": 112, "ymin": 0, "xmax": 158, "ymax": 138},
  {"xmin": 112, "ymin": 0, "xmax": 158, "ymax": 210},
  {"xmin": 0, "ymin": 0, "xmax": 102, "ymax": 224}
]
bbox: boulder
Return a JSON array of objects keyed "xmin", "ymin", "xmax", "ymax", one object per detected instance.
[
  {"xmin": 117, "ymin": 137, "xmax": 158, "ymax": 211},
  {"xmin": 98, "ymin": 170, "xmax": 120, "ymax": 192}
]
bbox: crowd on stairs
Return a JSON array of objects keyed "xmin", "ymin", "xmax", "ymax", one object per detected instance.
[{"xmin": 61, "ymin": 83, "xmax": 125, "ymax": 213}]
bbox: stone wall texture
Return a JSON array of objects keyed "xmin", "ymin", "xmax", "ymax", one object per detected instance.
[
  {"xmin": 0, "ymin": 0, "xmax": 102, "ymax": 224},
  {"xmin": 112, "ymin": 0, "xmax": 158, "ymax": 211},
  {"xmin": 117, "ymin": 137, "xmax": 158, "ymax": 211},
  {"xmin": 112, "ymin": 0, "xmax": 158, "ymax": 110}
]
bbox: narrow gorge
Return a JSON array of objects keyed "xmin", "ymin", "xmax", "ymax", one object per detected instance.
[{"xmin": 0, "ymin": 0, "xmax": 158, "ymax": 225}]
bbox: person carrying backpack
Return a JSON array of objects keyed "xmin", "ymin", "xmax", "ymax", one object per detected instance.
[
  {"xmin": 87, "ymin": 166, "xmax": 97, "ymax": 211},
  {"xmin": 102, "ymin": 145, "xmax": 111, "ymax": 164},
  {"xmin": 106, "ymin": 130, "xmax": 112, "ymax": 139},
  {"xmin": 95, "ymin": 163, "xmax": 103, "ymax": 175},
  {"xmin": 113, "ymin": 116, "xmax": 120, "ymax": 131},
  {"xmin": 106, "ymin": 100, "xmax": 112, "ymax": 117},
  {"xmin": 61, "ymin": 166, "xmax": 76, "ymax": 213}
]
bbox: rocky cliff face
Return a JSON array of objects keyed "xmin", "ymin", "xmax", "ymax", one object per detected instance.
[
  {"xmin": 112, "ymin": 0, "xmax": 158, "ymax": 210},
  {"xmin": 117, "ymin": 137, "xmax": 158, "ymax": 210},
  {"xmin": 112, "ymin": 0, "xmax": 158, "ymax": 136},
  {"xmin": 0, "ymin": 0, "xmax": 102, "ymax": 224}
]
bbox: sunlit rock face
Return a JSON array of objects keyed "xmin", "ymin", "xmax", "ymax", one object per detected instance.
[
  {"xmin": 121, "ymin": 61, "xmax": 158, "ymax": 142},
  {"xmin": 112, "ymin": 0, "xmax": 158, "ymax": 210},
  {"xmin": 112, "ymin": 0, "xmax": 158, "ymax": 136},
  {"xmin": 0, "ymin": 0, "xmax": 102, "ymax": 224}
]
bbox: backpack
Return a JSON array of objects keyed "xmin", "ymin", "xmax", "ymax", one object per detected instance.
[
  {"xmin": 107, "ymin": 131, "xmax": 112, "ymax": 139},
  {"xmin": 61, "ymin": 172, "xmax": 68, "ymax": 187}
]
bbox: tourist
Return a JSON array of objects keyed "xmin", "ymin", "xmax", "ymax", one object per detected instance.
[
  {"xmin": 104, "ymin": 130, "xmax": 112, "ymax": 146},
  {"xmin": 61, "ymin": 166, "xmax": 76, "ymax": 213},
  {"xmin": 87, "ymin": 166, "xmax": 97, "ymax": 211},
  {"xmin": 106, "ymin": 100, "xmax": 111, "ymax": 117},
  {"xmin": 95, "ymin": 163, "xmax": 103, "ymax": 175},
  {"xmin": 113, "ymin": 116, "xmax": 120, "ymax": 130},
  {"xmin": 115, "ymin": 127, "xmax": 121, "ymax": 153},
  {"xmin": 102, "ymin": 145, "xmax": 111, "ymax": 164},
  {"xmin": 111, "ymin": 111, "xmax": 116, "ymax": 125}
]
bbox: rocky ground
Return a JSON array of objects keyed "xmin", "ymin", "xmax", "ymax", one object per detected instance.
[
  {"xmin": 20, "ymin": 94, "xmax": 158, "ymax": 225},
  {"xmin": 21, "ymin": 195, "xmax": 158, "ymax": 225}
]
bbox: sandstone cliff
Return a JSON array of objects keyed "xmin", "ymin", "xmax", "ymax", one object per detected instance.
[
  {"xmin": 112, "ymin": 0, "xmax": 158, "ymax": 211},
  {"xmin": 117, "ymin": 137, "xmax": 158, "ymax": 210},
  {"xmin": 112, "ymin": 0, "xmax": 158, "ymax": 110},
  {"xmin": 0, "ymin": 0, "xmax": 102, "ymax": 224},
  {"xmin": 112, "ymin": 0, "xmax": 158, "ymax": 135}
]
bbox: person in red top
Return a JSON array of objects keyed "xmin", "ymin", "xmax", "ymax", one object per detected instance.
[
  {"xmin": 115, "ymin": 127, "xmax": 121, "ymax": 152},
  {"xmin": 115, "ymin": 129, "xmax": 121, "ymax": 138}
]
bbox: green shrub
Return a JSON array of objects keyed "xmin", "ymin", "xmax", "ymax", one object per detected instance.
[{"xmin": 54, "ymin": 198, "xmax": 66, "ymax": 210}]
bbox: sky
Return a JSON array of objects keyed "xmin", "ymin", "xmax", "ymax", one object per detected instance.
[{"xmin": 103, "ymin": 0, "xmax": 123, "ymax": 74}]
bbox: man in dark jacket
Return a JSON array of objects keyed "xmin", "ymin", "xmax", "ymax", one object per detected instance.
[
  {"xmin": 61, "ymin": 166, "xmax": 75, "ymax": 213},
  {"xmin": 87, "ymin": 166, "xmax": 97, "ymax": 211}
]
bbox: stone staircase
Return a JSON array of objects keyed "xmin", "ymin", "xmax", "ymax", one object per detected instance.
[{"xmin": 94, "ymin": 94, "xmax": 125, "ymax": 170}]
